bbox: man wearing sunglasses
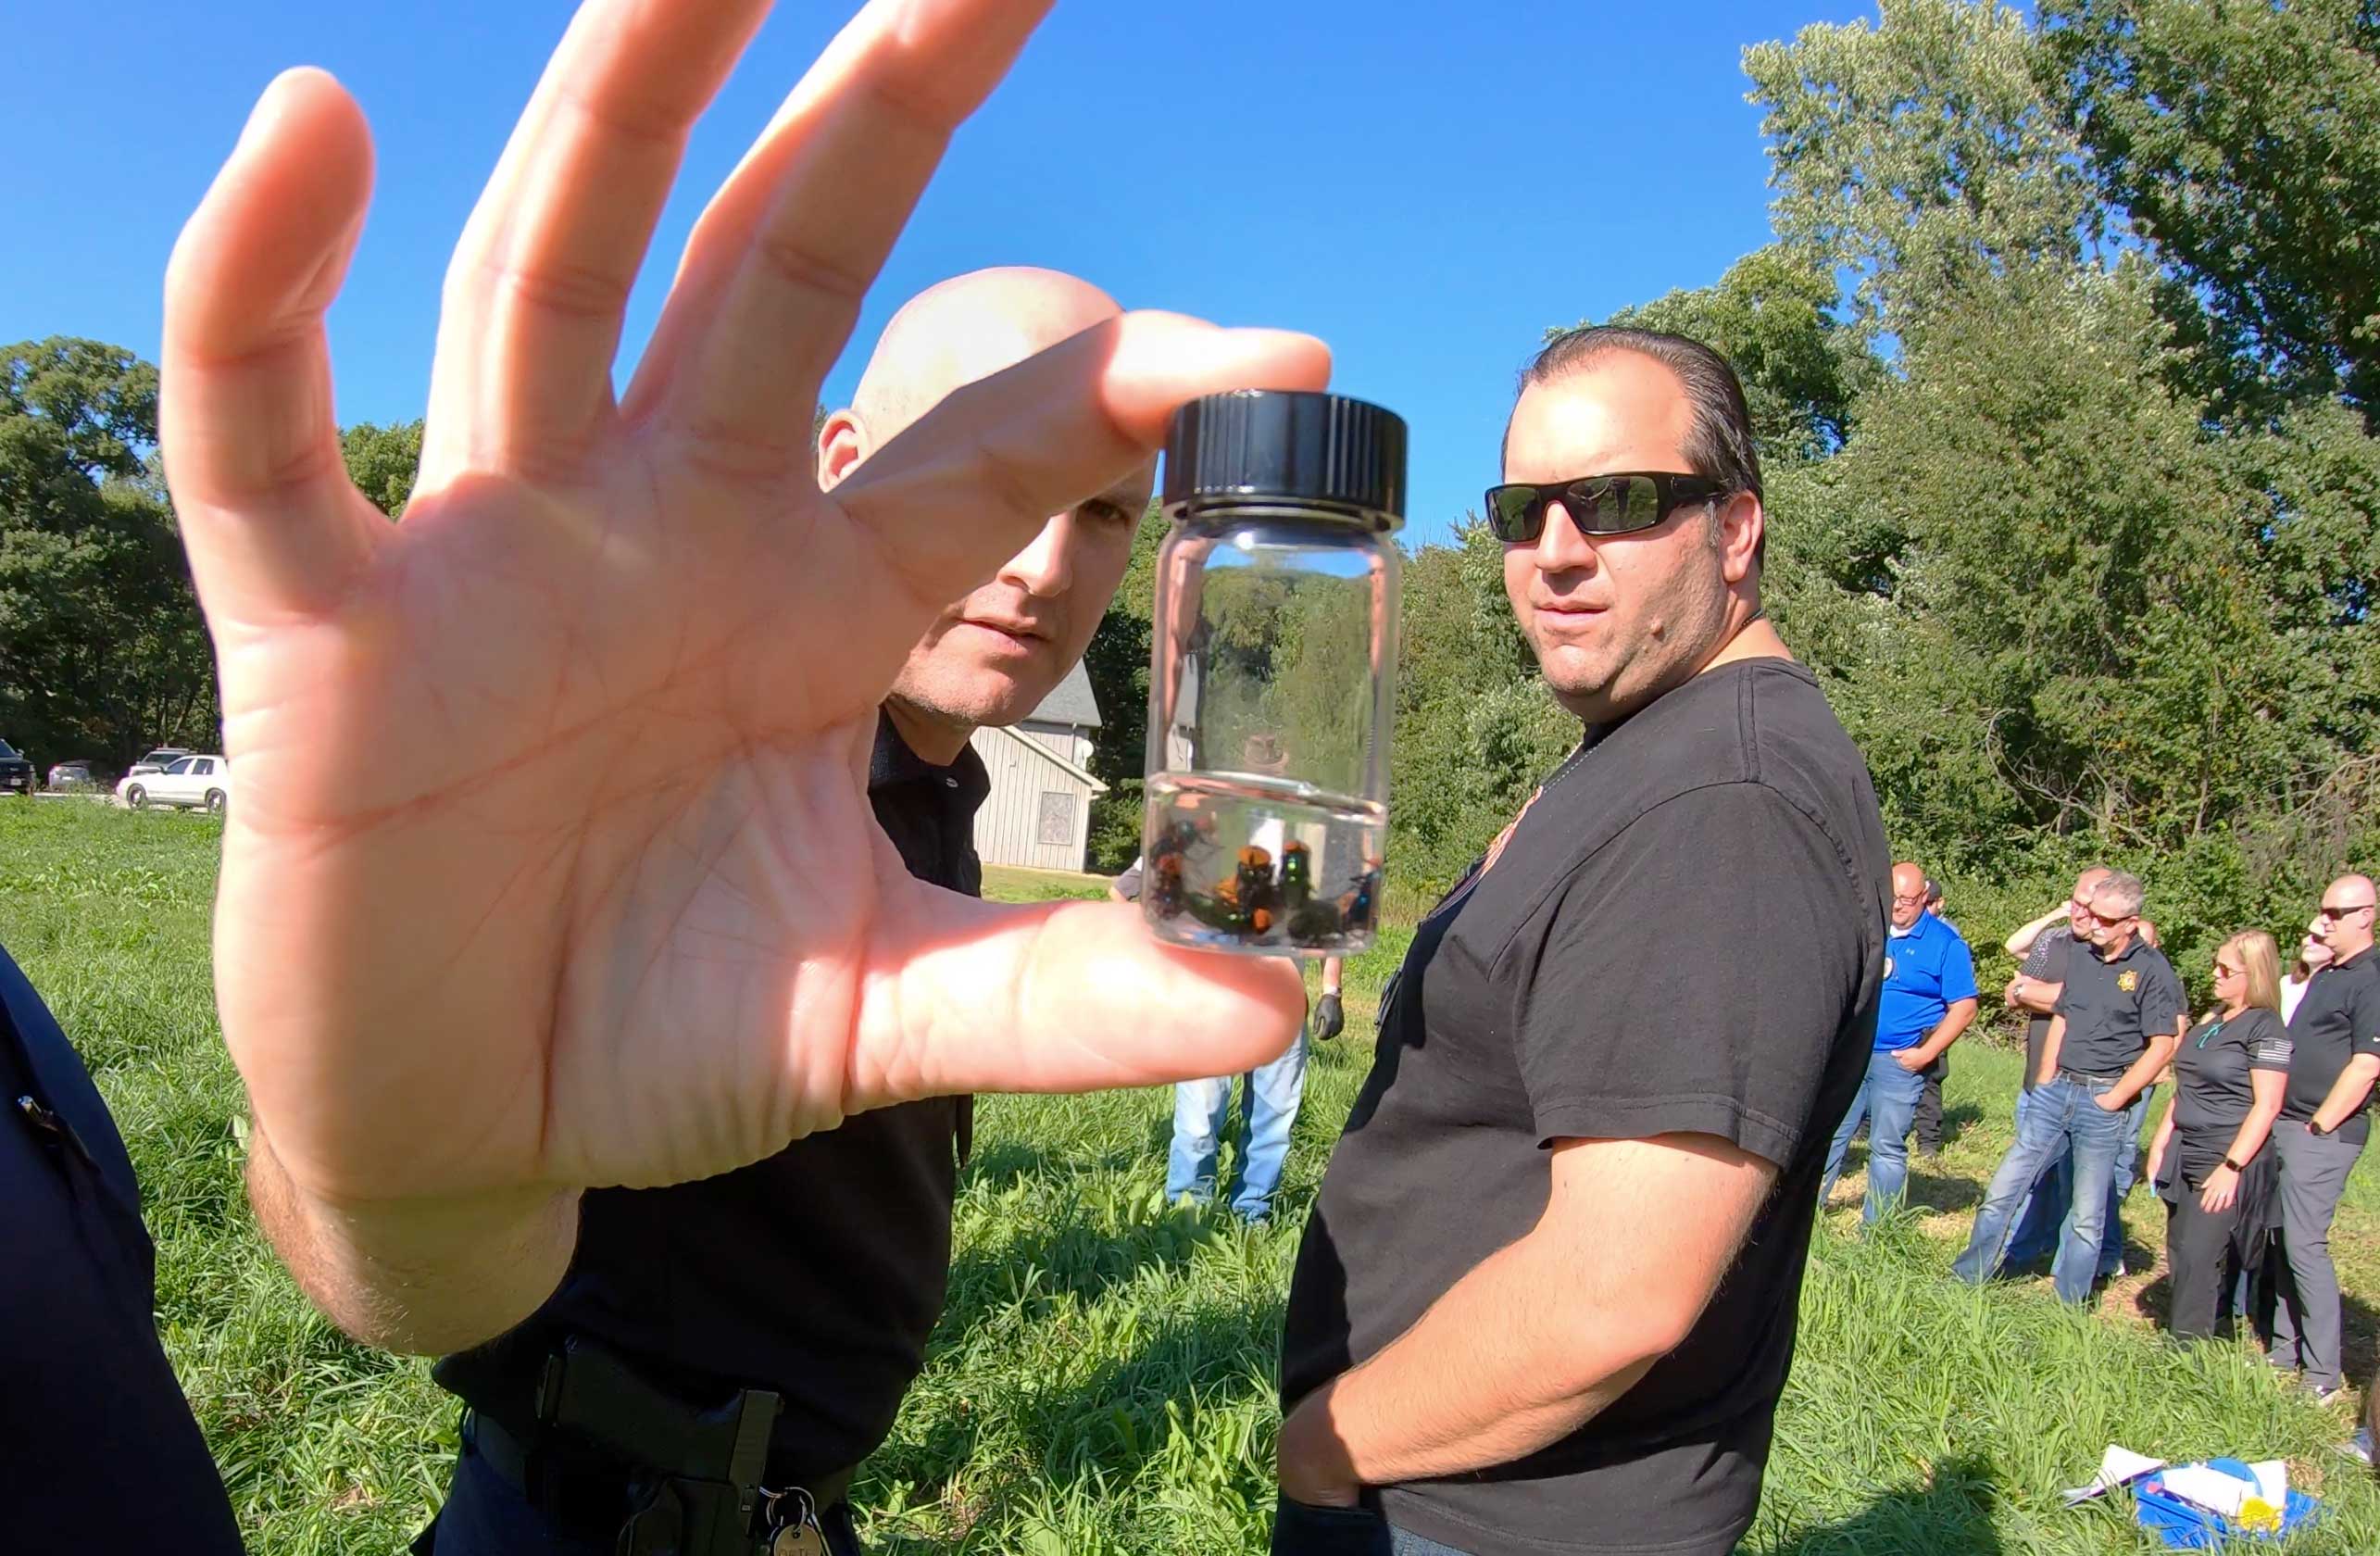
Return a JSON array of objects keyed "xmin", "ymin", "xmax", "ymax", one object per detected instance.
[
  {"xmin": 2269, "ymin": 873, "xmax": 2380, "ymax": 1401},
  {"xmin": 1273, "ymin": 328, "xmax": 1890, "ymax": 1556},
  {"xmin": 1954, "ymin": 872, "xmax": 2185, "ymax": 1304}
]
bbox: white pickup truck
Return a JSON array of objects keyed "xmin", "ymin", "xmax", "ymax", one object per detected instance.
[{"xmin": 118, "ymin": 754, "xmax": 232, "ymax": 816}]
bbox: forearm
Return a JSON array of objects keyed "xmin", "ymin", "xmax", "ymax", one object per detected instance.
[
  {"xmin": 2223, "ymin": 1096, "xmax": 2286, "ymax": 1167},
  {"xmin": 2108, "ymin": 1038, "xmax": 2176, "ymax": 1110},
  {"xmin": 245, "ymin": 1122, "xmax": 579, "ymax": 1355},
  {"xmin": 1295, "ymin": 1223, "xmax": 1682, "ymax": 1485},
  {"xmin": 2007, "ymin": 978, "xmax": 2061, "ymax": 1016},
  {"xmin": 2311, "ymin": 1055, "xmax": 2380, "ymax": 1132},
  {"xmin": 1903, "ymin": 1001, "xmax": 1976, "ymax": 1068},
  {"xmin": 2004, "ymin": 910, "xmax": 2062, "ymax": 958}
]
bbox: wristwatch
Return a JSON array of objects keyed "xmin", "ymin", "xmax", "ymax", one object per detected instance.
[
  {"xmin": 2222, "ymin": 1156, "xmax": 2246, "ymax": 1172},
  {"xmin": 2309, "ymin": 1118, "xmax": 2331, "ymax": 1137}
]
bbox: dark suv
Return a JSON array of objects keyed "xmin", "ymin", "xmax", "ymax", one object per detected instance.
[{"xmin": 0, "ymin": 739, "xmax": 31, "ymax": 797}]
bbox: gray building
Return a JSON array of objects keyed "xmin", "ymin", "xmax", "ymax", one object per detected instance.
[{"xmin": 969, "ymin": 660, "xmax": 1108, "ymax": 872}]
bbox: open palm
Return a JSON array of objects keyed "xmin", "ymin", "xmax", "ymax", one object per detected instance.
[{"xmin": 163, "ymin": 0, "xmax": 1317, "ymax": 1344}]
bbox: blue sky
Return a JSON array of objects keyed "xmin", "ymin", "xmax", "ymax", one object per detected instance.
[{"xmin": 4, "ymin": 0, "xmax": 1871, "ymax": 547}]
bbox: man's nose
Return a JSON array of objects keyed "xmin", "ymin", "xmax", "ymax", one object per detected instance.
[
  {"xmin": 997, "ymin": 512, "xmax": 1074, "ymax": 596},
  {"xmin": 1528, "ymin": 500, "xmax": 1599, "ymax": 574}
]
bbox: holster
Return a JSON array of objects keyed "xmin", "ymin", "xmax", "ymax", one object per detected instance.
[{"xmin": 464, "ymin": 1335, "xmax": 845, "ymax": 1555}]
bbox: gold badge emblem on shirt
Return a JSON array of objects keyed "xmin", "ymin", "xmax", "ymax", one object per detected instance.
[{"xmin": 2118, "ymin": 970, "xmax": 2139, "ymax": 993}]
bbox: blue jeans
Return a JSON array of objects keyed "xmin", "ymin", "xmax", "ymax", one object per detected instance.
[
  {"xmin": 1821, "ymin": 1048, "xmax": 1928, "ymax": 1223},
  {"xmin": 2002, "ymin": 1085, "xmax": 2149, "ymax": 1276},
  {"xmin": 1168, "ymin": 1034, "xmax": 1307, "ymax": 1221},
  {"xmin": 1955, "ymin": 1075, "xmax": 2135, "ymax": 1303}
]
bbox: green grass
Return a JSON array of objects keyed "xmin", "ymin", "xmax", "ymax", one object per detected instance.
[{"xmin": 2, "ymin": 798, "xmax": 2375, "ymax": 1551}]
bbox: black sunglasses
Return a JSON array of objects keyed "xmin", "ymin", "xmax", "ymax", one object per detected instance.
[
  {"xmin": 1483, "ymin": 471, "xmax": 1732, "ymax": 544},
  {"xmin": 2319, "ymin": 900, "xmax": 2374, "ymax": 921}
]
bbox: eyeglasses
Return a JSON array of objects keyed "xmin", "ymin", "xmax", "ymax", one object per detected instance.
[
  {"xmin": 1483, "ymin": 471, "xmax": 1732, "ymax": 544},
  {"xmin": 2317, "ymin": 901, "xmax": 2374, "ymax": 922},
  {"xmin": 1892, "ymin": 889, "xmax": 1929, "ymax": 905},
  {"xmin": 2213, "ymin": 961, "xmax": 2244, "ymax": 979},
  {"xmin": 2085, "ymin": 906, "xmax": 2136, "ymax": 928}
]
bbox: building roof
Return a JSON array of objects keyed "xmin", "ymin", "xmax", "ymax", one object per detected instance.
[
  {"xmin": 984, "ymin": 723, "xmax": 1108, "ymax": 791},
  {"xmin": 1029, "ymin": 659, "xmax": 1102, "ymax": 730}
]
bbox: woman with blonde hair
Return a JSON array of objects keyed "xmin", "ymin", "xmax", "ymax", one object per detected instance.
[{"xmin": 2146, "ymin": 930, "xmax": 2292, "ymax": 1341}]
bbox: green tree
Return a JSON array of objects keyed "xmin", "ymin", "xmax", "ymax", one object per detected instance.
[
  {"xmin": 340, "ymin": 420, "xmax": 425, "ymax": 517},
  {"xmin": 0, "ymin": 339, "xmax": 218, "ymax": 765},
  {"xmin": 1746, "ymin": 0, "xmax": 2100, "ymax": 347},
  {"xmin": 2044, "ymin": 0, "xmax": 2380, "ymax": 422}
]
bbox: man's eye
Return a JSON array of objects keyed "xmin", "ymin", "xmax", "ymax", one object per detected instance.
[{"xmin": 1083, "ymin": 499, "xmax": 1131, "ymax": 525}]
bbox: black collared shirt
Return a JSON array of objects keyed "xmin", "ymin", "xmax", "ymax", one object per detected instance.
[
  {"xmin": 2283, "ymin": 944, "xmax": 2380, "ymax": 1132},
  {"xmin": 1, "ymin": 943, "xmax": 245, "ymax": 1553},
  {"xmin": 2053, "ymin": 935, "xmax": 2186, "ymax": 1076},
  {"xmin": 437, "ymin": 712, "xmax": 989, "ymax": 1480}
]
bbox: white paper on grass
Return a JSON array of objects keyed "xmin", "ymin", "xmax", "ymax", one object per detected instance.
[
  {"xmin": 2159, "ymin": 1464, "xmax": 2255, "ymax": 1516},
  {"xmin": 2059, "ymin": 1445, "xmax": 2168, "ymax": 1507},
  {"xmin": 2249, "ymin": 1461, "xmax": 2288, "ymax": 1505}
]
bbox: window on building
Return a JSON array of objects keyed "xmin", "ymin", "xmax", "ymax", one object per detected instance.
[{"xmin": 1036, "ymin": 790, "xmax": 1073, "ymax": 847}]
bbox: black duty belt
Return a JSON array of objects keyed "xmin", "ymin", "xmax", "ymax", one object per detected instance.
[
  {"xmin": 467, "ymin": 1336, "xmax": 855, "ymax": 1555},
  {"xmin": 2057, "ymin": 1067, "xmax": 2129, "ymax": 1085}
]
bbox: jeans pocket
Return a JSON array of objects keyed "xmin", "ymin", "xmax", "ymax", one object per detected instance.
[{"xmin": 1272, "ymin": 1495, "xmax": 1391, "ymax": 1556}]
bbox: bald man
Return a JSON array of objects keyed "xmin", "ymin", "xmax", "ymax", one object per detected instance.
[
  {"xmin": 1821, "ymin": 861, "xmax": 1977, "ymax": 1223},
  {"xmin": 413, "ymin": 268, "xmax": 1156, "ymax": 1556},
  {"xmin": 2271, "ymin": 872, "xmax": 2380, "ymax": 1400}
]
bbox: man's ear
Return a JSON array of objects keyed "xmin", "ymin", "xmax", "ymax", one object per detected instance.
[
  {"xmin": 1717, "ymin": 491, "xmax": 1764, "ymax": 585},
  {"xmin": 818, "ymin": 408, "xmax": 866, "ymax": 492}
]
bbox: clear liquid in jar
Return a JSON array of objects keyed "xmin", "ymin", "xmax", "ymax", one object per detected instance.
[{"xmin": 1141, "ymin": 772, "xmax": 1385, "ymax": 957}]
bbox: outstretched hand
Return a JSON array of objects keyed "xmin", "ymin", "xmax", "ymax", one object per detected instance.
[{"xmin": 163, "ymin": 0, "xmax": 1320, "ymax": 1348}]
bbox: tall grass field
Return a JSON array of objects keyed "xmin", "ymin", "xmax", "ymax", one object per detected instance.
[{"xmin": 6, "ymin": 800, "xmax": 2379, "ymax": 1552}]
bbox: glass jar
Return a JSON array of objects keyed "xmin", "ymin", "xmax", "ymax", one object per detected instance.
[{"xmin": 1141, "ymin": 390, "xmax": 1405, "ymax": 957}]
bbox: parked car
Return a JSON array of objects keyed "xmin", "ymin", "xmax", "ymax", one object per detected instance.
[
  {"xmin": 127, "ymin": 747, "xmax": 192, "ymax": 777},
  {"xmin": 0, "ymin": 739, "xmax": 31, "ymax": 797},
  {"xmin": 117, "ymin": 755, "xmax": 232, "ymax": 816},
  {"xmin": 47, "ymin": 759, "xmax": 104, "ymax": 791}
]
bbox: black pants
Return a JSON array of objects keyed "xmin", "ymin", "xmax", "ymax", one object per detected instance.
[
  {"xmin": 415, "ymin": 1437, "xmax": 867, "ymax": 1556},
  {"xmin": 2167, "ymin": 1183, "xmax": 2249, "ymax": 1341},
  {"xmin": 1913, "ymin": 1055, "xmax": 1947, "ymax": 1154}
]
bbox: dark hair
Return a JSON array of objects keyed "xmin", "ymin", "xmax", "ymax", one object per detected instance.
[{"xmin": 1506, "ymin": 326, "xmax": 1766, "ymax": 563}]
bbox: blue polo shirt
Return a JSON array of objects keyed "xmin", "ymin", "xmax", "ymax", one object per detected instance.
[{"xmin": 1876, "ymin": 910, "xmax": 1978, "ymax": 1050}]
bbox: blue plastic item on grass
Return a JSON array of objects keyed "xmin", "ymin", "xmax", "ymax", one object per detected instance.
[{"xmin": 2134, "ymin": 1458, "xmax": 2323, "ymax": 1548}]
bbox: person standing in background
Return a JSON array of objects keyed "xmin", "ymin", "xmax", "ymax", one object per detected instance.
[
  {"xmin": 2268, "ymin": 874, "xmax": 2380, "ymax": 1402},
  {"xmin": 2143, "ymin": 932, "xmax": 2289, "ymax": 1343},
  {"xmin": 1822, "ymin": 862, "xmax": 1976, "ymax": 1217}
]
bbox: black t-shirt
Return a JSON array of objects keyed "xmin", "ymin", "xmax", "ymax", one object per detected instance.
[
  {"xmin": 2281, "ymin": 946, "xmax": 2380, "ymax": 1135},
  {"xmin": 0, "ymin": 943, "xmax": 246, "ymax": 1554},
  {"xmin": 2171, "ymin": 1008, "xmax": 2291, "ymax": 1183},
  {"xmin": 437, "ymin": 713, "xmax": 987, "ymax": 1480},
  {"xmin": 2051, "ymin": 937, "xmax": 2186, "ymax": 1077},
  {"xmin": 2017, "ymin": 928, "xmax": 2076, "ymax": 1091},
  {"xmin": 1280, "ymin": 660, "xmax": 1890, "ymax": 1556}
]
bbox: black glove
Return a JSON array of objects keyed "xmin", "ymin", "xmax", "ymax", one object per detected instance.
[{"xmin": 1310, "ymin": 992, "xmax": 1344, "ymax": 1042}]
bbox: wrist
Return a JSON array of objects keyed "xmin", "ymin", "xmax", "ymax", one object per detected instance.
[
  {"xmin": 2221, "ymin": 1157, "xmax": 2245, "ymax": 1173},
  {"xmin": 1278, "ymin": 1385, "xmax": 1362, "ymax": 1502}
]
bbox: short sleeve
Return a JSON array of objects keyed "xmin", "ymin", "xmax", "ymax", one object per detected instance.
[
  {"xmin": 1938, "ymin": 934, "xmax": 1979, "ymax": 1004},
  {"xmin": 1113, "ymin": 855, "xmax": 1144, "ymax": 901},
  {"xmin": 2248, "ymin": 1010, "xmax": 2294, "ymax": 1072},
  {"xmin": 2352, "ymin": 971, "xmax": 2380, "ymax": 1058},
  {"xmin": 2140, "ymin": 959, "xmax": 2188, "ymax": 1039},
  {"xmin": 2020, "ymin": 931, "xmax": 2066, "ymax": 982},
  {"xmin": 1509, "ymin": 784, "xmax": 1872, "ymax": 1169}
]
